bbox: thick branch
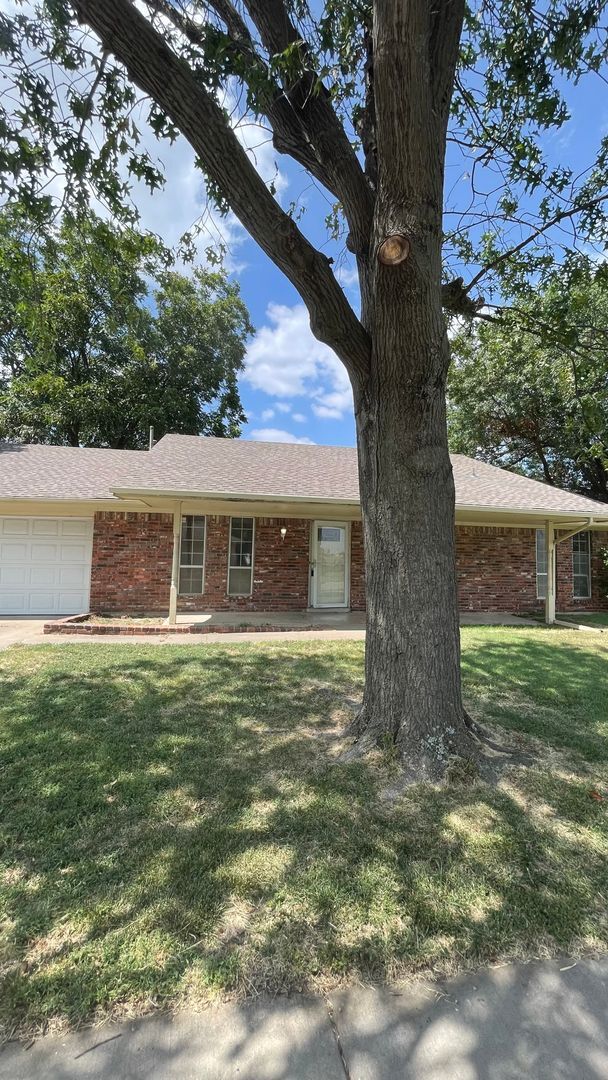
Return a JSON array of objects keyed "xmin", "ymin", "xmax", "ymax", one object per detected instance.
[
  {"xmin": 244, "ymin": 0, "xmax": 374, "ymax": 253},
  {"xmin": 147, "ymin": 0, "xmax": 332, "ymax": 189},
  {"xmin": 430, "ymin": 0, "xmax": 466, "ymax": 135},
  {"xmin": 75, "ymin": 0, "xmax": 370, "ymax": 379}
]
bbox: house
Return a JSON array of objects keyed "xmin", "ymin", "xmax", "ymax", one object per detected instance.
[{"xmin": 1, "ymin": 434, "xmax": 607, "ymax": 622}]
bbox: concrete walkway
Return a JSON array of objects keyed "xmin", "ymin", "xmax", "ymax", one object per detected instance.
[
  {"xmin": 1, "ymin": 957, "xmax": 607, "ymax": 1079},
  {"xmin": 0, "ymin": 611, "xmax": 537, "ymax": 650}
]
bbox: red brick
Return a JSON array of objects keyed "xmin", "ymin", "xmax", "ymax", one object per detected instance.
[{"xmin": 89, "ymin": 512, "xmax": 608, "ymax": 615}]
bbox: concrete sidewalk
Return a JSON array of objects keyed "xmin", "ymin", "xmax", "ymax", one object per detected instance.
[
  {"xmin": 2, "ymin": 957, "xmax": 607, "ymax": 1079},
  {"xmin": 0, "ymin": 611, "xmax": 538, "ymax": 650}
]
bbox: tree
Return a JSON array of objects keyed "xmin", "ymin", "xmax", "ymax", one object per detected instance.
[
  {"xmin": 449, "ymin": 271, "xmax": 608, "ymax": 502},
  {"xmin": 0, "ymin": 208, "xmax": 251, "ymax": 448},
  {"xmin": 2, "ymin": 0, "xmax": 608, "ymax": 777}
]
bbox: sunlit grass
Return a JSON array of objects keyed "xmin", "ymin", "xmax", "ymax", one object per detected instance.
[{"xmin": 1, "ymin": 628, "xmax": 607, "ymax": 1037}]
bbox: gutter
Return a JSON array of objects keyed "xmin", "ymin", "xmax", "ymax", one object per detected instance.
[
  {"xmin": 110, "ymin": 487, "xmax": 361, "ymax": 506},
  {"xmin": 109, "ymin": 488, "xmax": 608, "ymax": 523}
]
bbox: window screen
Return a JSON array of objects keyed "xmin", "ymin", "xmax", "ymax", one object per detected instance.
[
  {"xmin": 179, "ymin": 516, "xmax": 205, "ymax": 594},
  {"xmin": 536, "ymin": 529, "xmax": 548, "ymax": 599},
  {"xmin": 573, "ymin": 531, "xmax": 591, "ymax": 599},
  {"xmin": 228, "ymin": 517, "xmax": 254, "ymax": 595}
]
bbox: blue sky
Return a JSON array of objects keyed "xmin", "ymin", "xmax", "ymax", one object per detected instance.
[{"xmin": 123, "ymin": 53, "xmax": 607, "ymax": 451}]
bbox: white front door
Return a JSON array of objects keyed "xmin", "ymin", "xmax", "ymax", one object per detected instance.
[
  {"xmin": 311, "ymin": 522, "xmax": 349, "ymax": 608},
  {"xmin": 0, "ymin": 517, "xmax": 93, "ymax": 615}
]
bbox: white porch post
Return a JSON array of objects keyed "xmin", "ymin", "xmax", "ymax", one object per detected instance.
[
  {"xmin": 545, "ymin": 520, "xmax": 556, "ymax": 625},
  {"xmin": 168, "ymin": 503, "xmax": 181, "ymax": 626}
]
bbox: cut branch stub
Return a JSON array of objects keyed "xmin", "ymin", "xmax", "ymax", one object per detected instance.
[{"xmin": 377, "ymin": 234, "xmax": 411, "ymax": 266}]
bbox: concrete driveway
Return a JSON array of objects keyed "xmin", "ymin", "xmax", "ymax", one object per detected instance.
[{"xmin": 0, "ymin": 617, "xmax": 50, "ymax": 650}]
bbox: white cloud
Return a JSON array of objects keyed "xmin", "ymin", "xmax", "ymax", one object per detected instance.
[
  {"xmin": 275, "ymin": 402, "xmax": 292, "ymax": 413},
  {"xmin": 244, "ymin": 303, "xmax": 354, "ymax": 420},
  {"xmin": 292, "ymin": 412, "xmax": 307, "ymax": 423},
  {"xmin": 261, "ymin": 408, "xmax": 275, "ymax": 421},
  {"xmin": 248, "ymin": 428, "xmax": 315, "ymax": 444}
]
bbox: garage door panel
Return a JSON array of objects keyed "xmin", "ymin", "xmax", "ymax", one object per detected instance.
[
  {"xmin": 60, "ymin": 520, "xmax": 91, "ymax": 537},
  {"xmin": 0, "ymin": 519, "xmax": 29, "ymax": 536},
  {"xmin": 60, "ymin": 543, "xmax": 88, "ymax": 561},
  {"xmin": 59, "ymin": 565, "xmax": 88, "ymax": 587},
  {"xmin": 0, "ymin": 592, "xmax": 28, "ymax": 613},
  {"xmin": 0, "ymin": 565, "xmax": 27, "ymax": 586},
  {"xmin": 0, "ymin": 517, "xmax": 93, "ymax": 615},
  {"xmin": 31, "ymin": 519, "xmax": 59, "ymax": 536},
  {"xmin": 1, "ymin": 542, "xmax": 29, "ymax": 561},
  {"xmin": 29, "ymin": 565, "xmax": 59, "ymax": 586}
]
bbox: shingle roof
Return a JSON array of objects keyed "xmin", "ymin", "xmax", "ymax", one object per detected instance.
[
  {"xmin": 0, "ymin": 442, "xmax": 145, "ymax": 500},
  {"xmin": 1, "ymin": 435, "xmax": 607, "ymax": 518}
]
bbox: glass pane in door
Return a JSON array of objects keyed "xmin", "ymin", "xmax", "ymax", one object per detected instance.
[{"xmin": 316, "ymin": 526, "xmax": 346, "ymax": 606}]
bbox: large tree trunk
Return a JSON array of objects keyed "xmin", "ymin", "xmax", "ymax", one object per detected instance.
[
  {"xmin": 351, "ymin": 321, "xmax": 476, "ymax": 779},
  {"xmin": 348, "ymin": 0, "xmax": 475, "ymax": 778}
]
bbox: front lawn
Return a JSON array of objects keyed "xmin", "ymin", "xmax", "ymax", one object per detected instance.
[
  {"xmin": 1, "ymin": 628, "xmax": 608, "ymax": 1038},
  {"xmin": 558, "ymin": 612, "xmax": 608, "ymax": 628}
]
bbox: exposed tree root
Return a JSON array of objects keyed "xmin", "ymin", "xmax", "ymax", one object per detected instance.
[{"xmin": 343, "ymin": 699, "xmax": 537, "ymax": 789}]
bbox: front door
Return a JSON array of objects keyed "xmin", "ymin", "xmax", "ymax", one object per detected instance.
[{"xmin": 311, "ymin": 522, "xmax": 349, "ymax": 608}]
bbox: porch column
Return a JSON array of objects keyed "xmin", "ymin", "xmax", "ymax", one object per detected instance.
[
  {"xmin": 168, "ymin": 503, "xmax": 181, "ymax": 626},
  {"xmin": 545, "ymin": 520, "xmax": 556, "ymax": 625}
]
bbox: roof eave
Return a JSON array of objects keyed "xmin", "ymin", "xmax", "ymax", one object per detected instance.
[{"xmin": 111, "ymin": 487, "xmax": 360, "ymax": 506}]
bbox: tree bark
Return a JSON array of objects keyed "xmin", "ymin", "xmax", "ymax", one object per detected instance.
[
  {"xmin": 347, "ymin": 0, "xmax": 476, "ymax": 776},
  {"xmin": 351, "ymin": 315, "xmax": 476, "ymax": 779}
]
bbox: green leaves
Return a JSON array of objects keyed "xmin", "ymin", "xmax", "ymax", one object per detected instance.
[
  {"xmin": 0, "ymin": 206, "xmax": 252, "ymax": 448},
  {"xmin": 448, "ymin": 267, "xmax": 608, "ymax": 500}
]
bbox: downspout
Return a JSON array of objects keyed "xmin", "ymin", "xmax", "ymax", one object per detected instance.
[
  {"xmin": 168, "ymin": 502, "xmax": 181, "ymax": 626},
  {"xmin": 545, "ymin": 520, "xmax": 556, "ymax": 626}
]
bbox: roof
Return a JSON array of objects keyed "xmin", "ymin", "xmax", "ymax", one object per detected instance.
[
  {"xmin": 1, "ymin": 435, "xmax": 607, "ymax": 519},
  {"xmin": 0, "ymin": 442, "xmax": 145, "ymax": 500}
]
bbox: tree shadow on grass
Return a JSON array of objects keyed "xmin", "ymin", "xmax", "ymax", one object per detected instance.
[{"xmin": 0, "ymin": 639, "xmax": 607, "ymax": 1040}]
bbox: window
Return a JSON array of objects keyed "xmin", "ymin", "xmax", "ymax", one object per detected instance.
[
  {"xmin": 179, "ymin": 515, "xmax": 205, "ymax": 594},
  {"xmin": 573, "ymin": 531, "xmax": 591, "ymax": 599},
  {"xmin": 536, "ymin": 529, "xmax": 549, "ymax": 599},
  {"xmin": 228, "ymin": 517, "xmax": 254, "ymax": 595}
]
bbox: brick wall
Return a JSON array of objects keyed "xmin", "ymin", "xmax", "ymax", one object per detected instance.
[
  {"xmin": 350, "ymin": 520, "xmax": 366, "ymax": 611},
  {"xmin": 91, "ymin": 511, "xmax": 314, "ymax": 614},
  {"xmin": 90, "ymin": 512, "xmax": 608, "ymax": 615},
  {"xmin": 456, "ymin": 526, "xmax": 538, "ymax": 612},
  {"xmin": 90, "ymin": 512, "xmax": 174, "ymax": 614}
]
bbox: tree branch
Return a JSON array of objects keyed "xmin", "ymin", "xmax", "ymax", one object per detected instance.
[
  {"xmin": 243, "ymin": 0, "xmax": 374, "ymax": 253},
  {"xmin": 74, "ymin": 0, "xmax": 370, "ymax": 379},
  {"xmin": 464, "ymin": 192, "xmax": 608, "ymax": 294}
]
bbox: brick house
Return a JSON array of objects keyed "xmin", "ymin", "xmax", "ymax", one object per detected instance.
[{"xmin": 1, "ymin": 434, "xmax": 607, "ymax": 621}]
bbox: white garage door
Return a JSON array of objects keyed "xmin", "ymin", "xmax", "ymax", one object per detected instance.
[{"xmin": 0, "ymin": 517, "xmax": 93, "ymax": 615}]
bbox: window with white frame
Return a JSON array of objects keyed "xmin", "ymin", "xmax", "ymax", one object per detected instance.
[
  {"xmin": 535, "ymin": 529, "xmax": 555, "ymax": 600},
  {"xmin": 573, "ymin": 531, "xmax": 591, "ymax": 599},
  {"xmin": 179, "ymin": 515, "xmax": 206, "ymax": 594},
  {"xmin": 228, "ymin": 517, "xmax": 254, "ymax": 595}
]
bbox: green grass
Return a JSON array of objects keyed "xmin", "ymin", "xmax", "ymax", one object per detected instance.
[
  {"xmin": 1, "ymin": 628, "xmax": 608, "ymax": 1038},
  {"xmin": 557, "ymin": 612, "xmax": 608, "ymax": 628}
]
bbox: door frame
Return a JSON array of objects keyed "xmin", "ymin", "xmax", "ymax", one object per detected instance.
[{"xmin": 309, "ymin": 520, "xmax": 350, "ymax": 609}]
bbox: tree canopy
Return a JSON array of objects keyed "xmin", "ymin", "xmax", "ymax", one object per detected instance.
[
  {"xmin": 449, "ymin": 270, "xmax": 608, "ymax": 502},
  {"xmin": 0, "ymin": 208, "xmax": 251, "ymax": 448}
]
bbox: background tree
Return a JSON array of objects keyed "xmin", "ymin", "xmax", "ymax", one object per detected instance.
[
  {"xmin": 2, "ymin": 0, "xmax": 608, "ymax": 776},
  {"xmin": 449, "ymin": 269, "xmax": 608, "ymax": 502},
  {"xmin": 0, "ymin": 208, "xmax": 250, "ymax": 448}
]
